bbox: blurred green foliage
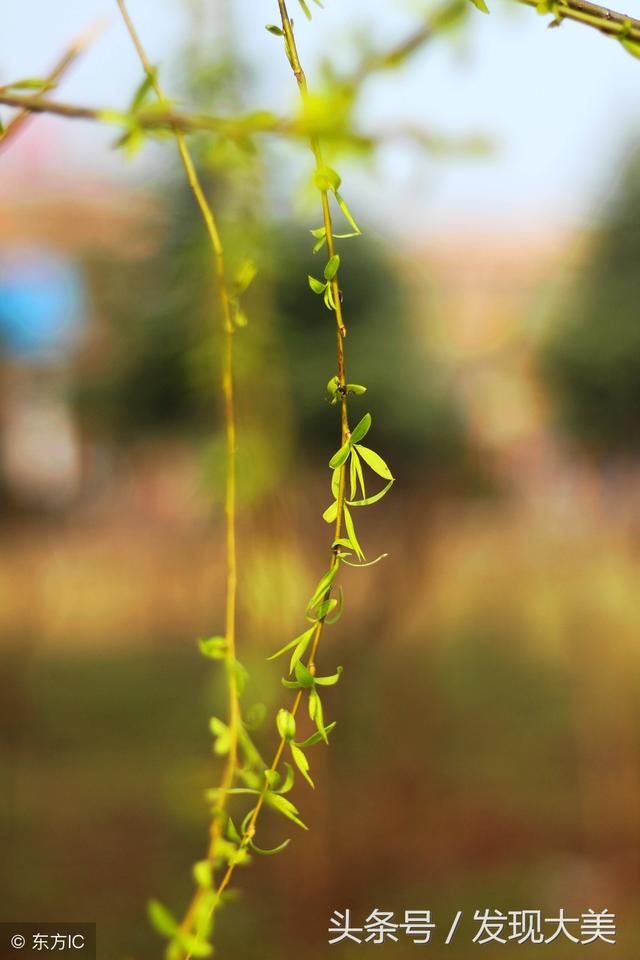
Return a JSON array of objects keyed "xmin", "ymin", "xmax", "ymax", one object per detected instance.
[{"xmin": 541, "ymin": 147, "xmax": 640, "ymax": 457}]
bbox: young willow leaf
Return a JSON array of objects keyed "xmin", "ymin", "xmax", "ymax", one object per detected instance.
[
  {"xmin": 324, "ymin": 254, "xmax": 340, "ymax": 281},
  {"xmin": 323, "ymin": 500, "xmax": 338, "ymax": 524},
  {"xmin": 267, "ymin": 625, "xmax": 315, "ymax": 664},
  {"xmin": 308, "ymin": 565, "xmax": 338, "ymax": 610},
  {"xmin": 346, "ymin": 478, "xmax": 394, "ymax": 508},
  {"xmin": 308, "ymin": 687, "xmax": 328, "ymax": 742},
  {"xmin": 290, "ymin": 742, "xmax": 314, "ymax": 788},
  {"xmin": 350, "ymin": 412, "xmax": 372, "ymax": 444},
  {"xmin": 313, "ymin": 596, "xmax": 338, "ymax": 621},
  {"xmin": 276, "ymin": 708, "xmax": 297, "ymax": 741},
  {"xmin": 265, "ymin": 791, "xmax": 308, "ymax": 830},
  {"xmin": 335, "ymin": 191, "xmax": 361, "ymax": 234},
  {"xmin": 343, "ymin": 505, "xmax": 365, "ymax": 560},
  {"xmin": 233, "ymin": 258, "xmax": 257, "ymax": 294},
  {"xmin": 468, "ymin": 0, "xmax": 490, "ymax": 11},
  {"xmin": 297, "ymin": 720, "xmax": 337, "ymax": 748},
  {"xmin": 331, "ymin": 466, "xmax": 341, "ymax": 498},
  {"xmin": 314, "ymin": 665, "xmax": 343, "ymax": 686},
  {"xmin": 354, "ymin": 443, "xmax": 393, "ymax": 480},
  {"xmin": 308, "ymin": 275, "xmax": 326, "ymax": 295},
  {"xmin": 148, "ymin": 900, "xmax": 178, "ymax": 938},
  {"xmin": 249, "ymin": 837, "xmax": 292, "ymax": 855},
  {"xmin": 329, "ymin": 440, "xmax": 351, "ymax": 469},
  {"xmin": 265, "ymin": 23, "xmax": 285, "ymax": 34},
  {"xmin": 198, "ymin": 636, "xmax": 227, "ymax": 659},
  {"xmin": 294, "ymin": 660, "xmax": 315, "ymax": 689},
  {"xmin": 209, "ymin": 717, "xmax": 231, "ymax": 756},
  {"xmin": 192, "ymin": 860, "xmax": 213, "ymax": 889}
]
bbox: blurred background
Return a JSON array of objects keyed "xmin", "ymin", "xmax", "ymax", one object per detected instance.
[{"xmin": 1, "ymin": 1, "xmax": 640, "ymax": 957}]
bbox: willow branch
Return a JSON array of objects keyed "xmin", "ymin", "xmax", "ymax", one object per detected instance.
[
  {"xmin": 183, "ymin": 2, "xmax": 355, "ymax": 949},
  {"xmin": 516, "ymin": 0, "xmax": 640, "ymax": 42},
  {"xmin": 114, "ymin": 0, "xmax": 241, "ymax": 925},
  {"xmin": 0, "ymin": 20, "xmax": 105, "ymax": 150}
]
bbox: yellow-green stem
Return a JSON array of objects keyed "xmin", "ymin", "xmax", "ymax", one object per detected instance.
[{"xmin": 114, "ymin": 0, "xmax": 241, "ymax": 924}]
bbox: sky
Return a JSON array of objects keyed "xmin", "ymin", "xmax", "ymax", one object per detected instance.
[{"xmin": 2, "ymin": 0, "xmax": 640, "ymax": 236}]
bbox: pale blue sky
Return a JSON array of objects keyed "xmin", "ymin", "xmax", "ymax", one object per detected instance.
[{"xmin": 3, "ymin": 0, "xmax": 640, "ymax": 234}]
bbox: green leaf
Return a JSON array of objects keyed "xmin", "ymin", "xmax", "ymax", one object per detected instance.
[
  {"xmin": 347, "ymin": 478, "xmax": 394, "ymax": 507},
  {"xmin": 343, "ymin": 505, "xmax": 365, "ymax": 560},
  {"xmin": 267, "ymin": 626, "xmax": 314, "ymax": 664},
  {"xmin": 276, "ymin": 708, "xmax": 296, "ymax": 741},
  {"xmin": 264, "ymin": 791, "xmax": 308, "ymax": 829},
  {"xmin": 275, "ymin": 761, "xmax": 295, "ymax": 794},
  {"xmin": 347, "ymin": 383, "xmax": 367, "ymax": 395},
  {"xmin": 307, "ymin": 566, "xmax": 338, "ymax": 611},
  {"xmin": 198, "ymin": 635, "xmax": 227, "ymax": 659},
  {"xmin": 265, "ymin": 23, "xmax": 285, "ymax": 34},
  {"xmin": 294, "ymin": 660, "xmax": 315, "ymax": 689},
  {"xmin": 355, "ymin": 443, "xmax": 393, "ymax": 480},
  {"xmin": 233, "ymin": 259, "xmax": 257, "ymax": 294},
  {"xmin": 329, "ymin": 440, "xmax": 351, "ymax": 469},
  {"xmin": 331, "ymin": 466, "xmax": 341, "ymax": 498},
  {"xmin": 148, "ymin": 900, "xmax": 178, "ymax": 938},
  {"xmin": 5, "ymin": 77, "xmax": 51, "ymax": 91},
  {"xmin": 350, "ymin": 413, "xmax": 372, "ymax": 444},
  {"xmin": 192, "ymin": 859, "xmax": 213, "ymax": 888},
  {"xmin": 297, "ymin": 0, "xmax": 313, "ymax": 18},
  {"xmin": 468, "ymin": 0, "xmax": 490, "ymax": 12},
  {"xmin": 308, "ymin": 275, "xmax": 326, "ymax": 295},
  {"xmin": 314, "ymin": 165, "xmax": 342, "ymax": 192},
  {"xmin": 249, "ymin": 837, "xmax": 291, "ymax": 855},
  {"xmin": 323, "ymin": 283, "xmax": 336, "ymax": 311},
  {"xmin": 325, "ymin": 586, "xmax": 344, "ymax": 624},
  {"xmin": 323, "ymin": 500, "xmax": 338, "ymax": 523},
  {"xmin": 308, "ymin": 687, "xmax": 328, "ymax": 742},
  {"xmin": 313, "ymin": 596, "xmax": 338, "ymax": 621},
  {"xmin": 349, "ymin": 449, "xmax": 358, "ymax": 500},
  {"xmin": 314, "ymin": 665, "xmax": 343, "ymax": 686},
  {"xmin": 226, "ymin": 816, "xmax": 242, "ymax": 844},
  {"xmin": 326, "ymin": 374, "xmax": 339, "ymax": 400},
  {"xmin": 297, "ymin": 721, "xmax": 336, "ymax": 747},
  {"xmin": 335, "ymin": 191, "xmax": 361, "ymax": 234},
  {"xmin": 130, "ymin": 70, "xmax": 156, "ymax": 113},
  {"xmin": 290, "ymin": 743, "xmax": 314, "ymax": 788},
  {"xmin": 324, "ymin": 254, "xmax": 340, "ymax": 281},
  {"xmin": 209, "ymin": 717, "xmax": 231, "ymax": 755},
  {"xmin": 620, "ymin": 36, "xmax": 640, "ymax": 58},
  {"xmin": 174, "ymin": 931, "xmax": 212, "ymax": 958},
  {"xmin": 311, "ymin": 227, "xmax": 327, "ymax": 239}
]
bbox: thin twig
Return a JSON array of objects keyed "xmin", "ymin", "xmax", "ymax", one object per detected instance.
[
  {"xmin": 0, "ymin": 20, "xmax": 106, "ymax": 150},
  {"xmin": 195, "ymin": 0, "xmax": 354, "ymax": 937},
  {"xmin": 114, "ymin": 0, "xmax": 242, "ymax": 932},
  {"xmin": 516, "ymin": 0, "xmax": 640, "ymax": 40}
]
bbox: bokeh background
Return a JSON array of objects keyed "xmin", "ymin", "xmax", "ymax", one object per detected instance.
[{"xmin": 1, "ymin": 1, "xmax": 640, "ymax": 958}]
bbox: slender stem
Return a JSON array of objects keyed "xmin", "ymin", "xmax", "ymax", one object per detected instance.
[
  {"xmin": 114, "ymin": 0, "xmax": 241, "ymax": 920},
  {"xmin": 516, "ymin": 0, "xmax": 640, "ymax": 39},
  {"xmin": 0, "ymin": 21, "xmax": 105, "ymax": 150},
  {"xmin": 185, "ymin": 0, "xmax": 354, "ymax": 935}
]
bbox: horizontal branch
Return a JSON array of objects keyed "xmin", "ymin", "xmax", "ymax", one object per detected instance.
[
  {"xmin": 0, "ymin": 91, "xmax": 478, "ymax": 154},
  {"xmin": 516, "ymin": 0, "xmax": 640, "ymax": 43}
]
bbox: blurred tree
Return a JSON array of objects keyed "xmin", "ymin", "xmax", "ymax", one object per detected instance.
[{"xmin": 540, "ymin": 146, "xmax": 640, "ymax": 458}]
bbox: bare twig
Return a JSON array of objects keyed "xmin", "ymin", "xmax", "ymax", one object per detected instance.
[{"xmin": 0, "ymin": 20, "xmax": 106, "ymax": 151}]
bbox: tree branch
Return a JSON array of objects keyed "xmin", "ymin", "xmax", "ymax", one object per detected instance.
[{"xmin": 516, "ymin": 0, "xmax": 640, "ymax": 43}]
